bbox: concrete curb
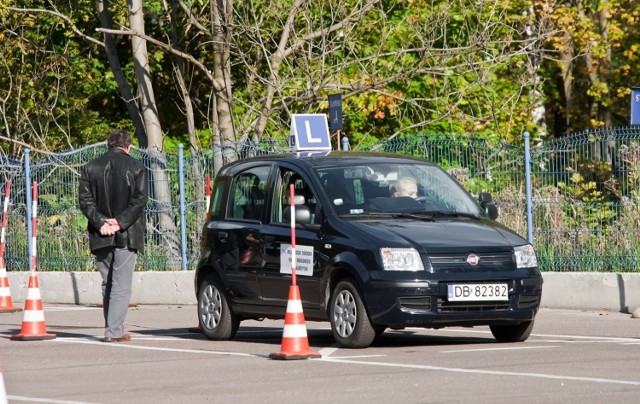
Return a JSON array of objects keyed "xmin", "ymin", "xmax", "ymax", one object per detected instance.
[
  {"xmin": 5, "ymin": 271, "xmax": 640, "ymax": 313},
  {"xmin": 6, "ymin": 271, "xmax": 195, "ymax": 306}
]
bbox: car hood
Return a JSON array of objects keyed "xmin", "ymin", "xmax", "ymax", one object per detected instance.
[{"xmin": 350, "ymin": 218, "xmax": 527, "ymax": 253}]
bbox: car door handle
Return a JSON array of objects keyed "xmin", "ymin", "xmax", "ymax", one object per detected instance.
[{"xmin": 218, "ymin": 231, "xmax": 229, "ymax": 242}]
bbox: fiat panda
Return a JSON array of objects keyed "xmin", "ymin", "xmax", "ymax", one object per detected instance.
[{"xmin": 195, "ymin": 152, "xmax": 542, "ymax": 348}]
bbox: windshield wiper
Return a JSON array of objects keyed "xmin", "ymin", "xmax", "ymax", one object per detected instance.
[
  {"xmin": 427, "ymin": 210, "xmax": 480, "ymax": 219},
  {"xmin": 347, "ymin": 212, "xmax": 435, "ymax": 221}
]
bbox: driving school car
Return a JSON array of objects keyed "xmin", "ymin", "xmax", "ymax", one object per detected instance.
[{"xmin": 195, "ymin": 152, "xmax": 543, "ymax": 348}]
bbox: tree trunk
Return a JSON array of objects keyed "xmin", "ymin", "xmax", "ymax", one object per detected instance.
[
  {"xmin": 170, "ymin": 1, "xmax": 205, "ymax": 213},
  {"xmin": 210, "ymin": 0, "xmax": 236, "ymax": 175},
  {"xmin": 97, "ymin": 0, "xmax": 146, "ymax": 147},
  {"xmin": 128, "ymin": 0, "xmax": 181, "ymax": 265}
]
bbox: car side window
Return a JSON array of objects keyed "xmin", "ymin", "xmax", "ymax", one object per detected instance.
[
  {"xmin": 272, "ymin": 169, "xmax": 318, "ymax": 225},
  {"xmin": 208, "ymin": 178, "xmax": 226, "ymax": 221},
  {"xmin": 228, "ymin": 166, "xmax": 270, "ymax": 221}
]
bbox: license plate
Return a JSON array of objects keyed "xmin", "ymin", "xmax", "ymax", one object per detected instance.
[{"xmin": 447, "ymin": 283, "xmax": 509, "ymax": 302}]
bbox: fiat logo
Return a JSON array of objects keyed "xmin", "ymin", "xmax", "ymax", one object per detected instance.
[{"xmin": 466, "ymin": 254, "xmax": 479, "ymax": 266}]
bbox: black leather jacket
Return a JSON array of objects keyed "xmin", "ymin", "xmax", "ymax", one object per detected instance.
[{"xmin": 79, "ymin": 147, "xmax": 148, "ymax": 254}]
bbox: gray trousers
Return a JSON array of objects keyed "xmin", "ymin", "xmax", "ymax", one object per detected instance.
[{"xmin": 96, "ymin": 247, "xmax": 136, "ymax": 338}]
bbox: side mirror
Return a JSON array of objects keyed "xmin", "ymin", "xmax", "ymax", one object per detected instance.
[
  {"xmin": 478, "ymin": 192, "xmax": 493, "ymax": 203},
  {"xmin": 288, "ymin": 195, "xmax": 306, "ymax": 205},
  {"xmin": 283, "ymin": 205, "xmax": 312, "ymax": 225},
  {"xmin": 478, "ymin": 192, "xmax": 499, "ymax": 220}
]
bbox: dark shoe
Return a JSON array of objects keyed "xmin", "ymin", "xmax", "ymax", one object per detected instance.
[{"xmin": 102, "ymin": 333, "xmax": 131, "ymax": 343}]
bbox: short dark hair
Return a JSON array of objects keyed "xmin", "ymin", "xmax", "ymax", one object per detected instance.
[{"xmin": 107, "ymin": 130, "xmax": 132, "ymax": 149}]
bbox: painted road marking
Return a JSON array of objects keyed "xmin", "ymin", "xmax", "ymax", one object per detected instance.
[
  {"xmin": 51, "ymin": 337, "xmax": 260, "ymax": 358},
  {"xmin": 319, "ymin": 347, "xmax": 339, "ymax": 357},
  {"xmin": 7, "ymin": 395, "xmax": 95, "ymax": 404},
  {"xmin": 48, "ymin": 335, "xmax": 640, "ymax": 387},
  {"xmin": 441, "ymin": 345, "xmax": 559, "ymax": 354},
  {"xmin": 441, "ymin": 328, "xmax": 640, "ymax": 344},
  {"xmin": 319, "ymin": 357, "xmax": 640, "ymax": 386},
  {"xmin": 42, "ymin": 306, "xmax": 101, "ymax": 312}
]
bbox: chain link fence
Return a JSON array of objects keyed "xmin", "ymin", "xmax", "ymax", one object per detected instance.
[{"xmin": 2, "ymin": 127, "xmax": 640, "ymax": 272}]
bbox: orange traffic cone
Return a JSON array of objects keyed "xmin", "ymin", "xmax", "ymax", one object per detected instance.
[
  {"xmin": 0, "ymin": 258, "xmax": 20, "ymax": 313},
  {"xmin": 11, "ymin": 273, "xmax": 55, "ymax": 341},
  {"xmin": 269, "ymin": 285, "xmax": 321, "ymax": 360}
]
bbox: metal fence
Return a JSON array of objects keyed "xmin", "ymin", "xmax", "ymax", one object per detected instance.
[{"xmin": 2, "ymin": 126, "xmax": 640, "ymax": 272}]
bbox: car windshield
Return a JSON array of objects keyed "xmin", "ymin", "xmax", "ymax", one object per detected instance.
[{"xmin": 315, "ymin": 162, "xmax": 485, "ymax": 218}]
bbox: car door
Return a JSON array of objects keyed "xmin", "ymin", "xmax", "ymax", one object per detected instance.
[
  {"xmin": 219, "ymin": 164, "xmax": 271, "ymax": 307},
  {"xmin": 259, "ymin": 165, "xmax": 326, "ymax": 314}
]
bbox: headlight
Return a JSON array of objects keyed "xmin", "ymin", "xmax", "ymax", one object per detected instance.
[
  {"xmin": 380, "ymin": 248, "xmax": 425, "ymax": 271},
  {"xmin": 514, "ymin": 244, "xmax": 538, "ymax": 268}
]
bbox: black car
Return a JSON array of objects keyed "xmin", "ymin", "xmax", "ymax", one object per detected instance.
[{"xmin": 195, "ymin": 152, "xmax": 543, "ymax": 348}]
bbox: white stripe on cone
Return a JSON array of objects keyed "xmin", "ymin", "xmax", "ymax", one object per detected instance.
[
  {"xmin": 26, "ymin": 287, "xmax": 41, "ymax": 300},
  {"xmin": 22, "ymin": 310, "xmax": 45, "ymax": 322},
  {"xmin": 0, "ymin": 268, "xmax": 11, "ymax": 297},
  {"xmin": 286, "ymin": 299, "xmax": 303, "ymax": 313},
  {"xmin": 282, "ymin": 324, "xmax": 309, "ymax": 338}
]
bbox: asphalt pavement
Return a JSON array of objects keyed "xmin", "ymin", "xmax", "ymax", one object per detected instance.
[{"xmin": 1, "ymin": 305, "xmax": 639, "ymax": 403}]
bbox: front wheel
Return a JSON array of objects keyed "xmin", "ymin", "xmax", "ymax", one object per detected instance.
[
  {"xmin": 197, "ymin": 274, "xmax": 240, "ymax": 340},
  {"xmin": 490, "ymin": 320, "xmax": 535, "ymax": 342},
  {"xmin": 330, "ymin": 279, "xmax": 376, "ymax": 348}
]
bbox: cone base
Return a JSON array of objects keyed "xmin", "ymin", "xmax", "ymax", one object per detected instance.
[
  {"xmin": 11, "ymin": 332, "xmax": 56, "ymax": 341},
  {"xmin": 0, "ymin": 307, "xmax": 22, "ymax": 313},
  {"xmin": 269, "ymin": 350, "xmax": 321, "ymax": 360}
]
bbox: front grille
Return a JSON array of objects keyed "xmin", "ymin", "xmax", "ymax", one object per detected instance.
[
  {"xmin": 429, "ymin": 252, "xmax": 514, "ymax": 272},
  {"xmin": 399, "ymin": 296, "xmax": 431, "ymax": 312},
  {"xmin": 438, "ymin": 299, "xmax": 511, "ymax": 313}
]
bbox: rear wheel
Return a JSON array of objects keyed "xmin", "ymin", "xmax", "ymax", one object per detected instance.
[
  {"xmin": 330, "ymin": 279, "xmax": 376, "ymax": 348},
  {"xmin": 490, "ymin": 320, "xmax": 534, "ymax": 342},
  {"xmin": 198, "ymin": 275, "xmax": 240, "ymax": 340}
]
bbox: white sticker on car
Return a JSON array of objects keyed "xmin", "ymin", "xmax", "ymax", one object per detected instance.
[{"xmin": 280, "ymin": 244, "xmax": 314, "ymax": 276}]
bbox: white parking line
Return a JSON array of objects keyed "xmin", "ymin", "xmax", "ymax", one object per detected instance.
[
  {"xmin": 442, "ymin": 328, "xmax": 640, "ymax": 344},
  {"xmin": 319, "ymin": 347, "xmax": 339, "ymax": 357},
  {"xmin": 50, "ymin": 335, "xmax": 640, "ymax": 388},
  {"xmin": 50, "ymin": 337, "xmax": 260, "ymax": 358},
  {"xmin": 7, "ymin": 395, "xmax": 95, "ymax": 404},
  {"xmin": 42, "ymin": 306, "xmax": 102, "ymax": 312},
  {"xmin": 441, "ymin": 345, "xmax": 559, "ymax": 353},
  {"xmin": 319, "ymin": 357, "xmax": 640, "ymax": 386}
]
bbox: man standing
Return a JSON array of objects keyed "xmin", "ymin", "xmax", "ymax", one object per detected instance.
[{"xmin": 79, "ymin": 130, "xmax": 148, "ymax": 343}]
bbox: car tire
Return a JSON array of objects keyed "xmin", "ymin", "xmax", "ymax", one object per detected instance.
[
  {"xmin": 490, "ymin": 320, "xmax": 534, "ymax": 342},
  {"xmin": 330, "ymin": 278, "xmax": 376, "ymax": 348},
  {"xmin": 198, "ymin": 274, "xmax": 240, "ymax": 340}
]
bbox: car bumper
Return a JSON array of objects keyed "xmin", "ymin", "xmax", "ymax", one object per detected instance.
[{"xmin": 363, "ymin": 272, "xmax": 543, "ymax": 329}]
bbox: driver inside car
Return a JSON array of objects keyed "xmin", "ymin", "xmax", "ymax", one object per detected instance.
[{"xmin": 390, "ymin": 177, "xmax": 418, "ymax": 199}]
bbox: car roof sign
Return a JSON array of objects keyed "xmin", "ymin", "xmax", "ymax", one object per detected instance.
[{"xmin": 289, "ymin": 114, "xmax": 332, "ymax": 152}]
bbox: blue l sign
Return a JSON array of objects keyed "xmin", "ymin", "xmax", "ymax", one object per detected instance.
[
  {"xmin": 632, "ymin": 88, "xmax": 640, "ymax": 125},
  {"xmin": 289, "ymin": 114, "xmax": 331, "ymax": 151}
]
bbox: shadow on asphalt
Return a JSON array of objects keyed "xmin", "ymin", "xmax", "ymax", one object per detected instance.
[
  {"xmin": 1, "ymin": 323, "xmax": 496, "ymax": 348},
  {"xmin": 130, "ymin": 325, "xmax": 497, "ymax": 348}
]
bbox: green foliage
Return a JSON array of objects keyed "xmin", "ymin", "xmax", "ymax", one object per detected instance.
[{"xmin": 0, "ymin": 0, "xmax": 126, "ymax": 152}]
